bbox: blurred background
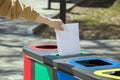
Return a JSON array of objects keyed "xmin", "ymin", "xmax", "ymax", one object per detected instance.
[{"xmin": 33, "ymin": 0, "xmax": 120, "ymax": 40}]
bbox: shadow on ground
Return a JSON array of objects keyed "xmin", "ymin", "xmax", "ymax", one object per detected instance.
[
  {"xmin": 33, "ymin": 20, "xmax": 120, "ymax": 40},
  {"xmin": 0, "ymin": 17, "xmax": 39, "ymax": 80},
  {"xmin": 70, "ymin": 20, "xmax": 120, "ymax": 40},
  {"xmin": 76, "ymin": 0, "xmax": 116, "ymax": 8}
]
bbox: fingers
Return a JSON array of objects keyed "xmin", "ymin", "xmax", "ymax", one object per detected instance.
[
  {"xmin": 55, "ymin": 19, "xmax": 64, "ymax": 31},
  {"xmin": 55, "ymin": 25, "xmax": 64, "ymax": 31},
  {"xmin": 48, "ymin": 19, "xmax": 64, "ymax": 31}
]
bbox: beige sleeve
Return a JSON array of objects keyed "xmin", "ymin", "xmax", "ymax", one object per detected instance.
[{"xmin": 0, "ymin": 0, "xmax": 39, "ymax": 21}]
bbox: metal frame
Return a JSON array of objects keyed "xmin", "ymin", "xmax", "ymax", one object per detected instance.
[{"xmin": 48, "ymin": 0, "xmax": 66, "ymax": 23}]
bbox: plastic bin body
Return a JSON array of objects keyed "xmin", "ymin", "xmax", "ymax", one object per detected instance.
[
  {"xmin": 23, "ymin": 44, "xmax": 120, "ymax": 80},
  {"xmin": 53, "ymin": 54, "xmax": 120, "ymax": 80},
  {"xmin": 35, "ymin": 62, "xmax": 53, "ymax": 80},
  {"xmin": 24, "ymin": 44, "xmax": 57, "ymax": 80},
  {"xmin": 24, "ymin": 53, "xmax": 31, "ymax": 80},
  {"xmin": 24, "ymin": 53, "xmax": 54, "ymax": 80},
  {"xmin": 57, "ymin": 70, "xmax": 78, "ymax": 80}
]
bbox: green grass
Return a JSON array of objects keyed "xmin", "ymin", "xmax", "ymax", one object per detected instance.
[
  {"xmin": 66, "ymin": 0, "xmax": 120, "ymax": 39},
  {"xmin": 111, "ymin": 0, "xmax": 120, "ymax": 11},
  {"xmin": 67, "ymin": 0, "xmax": 120, "ymax": 26}
]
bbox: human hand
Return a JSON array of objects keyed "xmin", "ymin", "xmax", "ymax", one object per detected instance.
[
  {"xmin": 48, "ymin": 19, "xmax": 64, "ymax": 31},
  {"xmin": 35, "ymin": 15, "xmax": 64, "ymax": 31}
]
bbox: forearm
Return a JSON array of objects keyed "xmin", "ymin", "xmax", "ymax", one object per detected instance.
[
  {"xmin": 0, "ymin": 0, "xmax": 64, "ymax": 30},
  {"xmin": 35, "ymin": 14, "xmax": 64, "ymax": 31},
  {"xmin": 35, "ymin": 14, "xmax": 51, "ymax": 25}
]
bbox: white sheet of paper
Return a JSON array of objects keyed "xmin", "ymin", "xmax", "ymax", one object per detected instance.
[{"xmin": 55, "ymin": 23, "xmax": 80, "ymax": 56}]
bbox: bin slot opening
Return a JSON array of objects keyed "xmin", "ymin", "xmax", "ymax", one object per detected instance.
[
  {"xmin": 36, "ymin": 45, "xmax": 57, "ymax": 49},
  {"xmin": 109, "ymin": 71, "xmax": 120, "ymax": 76},
  {"xmin": 76, "ymin": 59, "xmax": 111, "ymax": 67}
]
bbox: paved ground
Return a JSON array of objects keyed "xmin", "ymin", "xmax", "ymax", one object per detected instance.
[
  {"xmin": 0, "ymin": 0, "xmax": 120, "ymax": 80},
  {"xmin": 0, "ymin": 1, "xmax": 75, "ymax": 80},
  {"xmin": 21, "ymin": 0, "xmax": 74, "ymax": 17}
]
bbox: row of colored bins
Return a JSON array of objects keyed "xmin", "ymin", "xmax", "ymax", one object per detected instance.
[
  {"xmin": 24, "ymin": 53, "xmax": 56, "ymax": 80},
  {"xmin": 24, "ymin": 44, "xmax": 56, "ymax": 80},
  {"xmin": 23, "ymin": 44, "xmax": 120, "ymax": 80},
  {"xmin": 52, "ymin": 55, "xmax": 120, "ymax": 80},
  {"xmin": 23, "ymin": 44, "xmax": 87, "ymax": 80}
]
